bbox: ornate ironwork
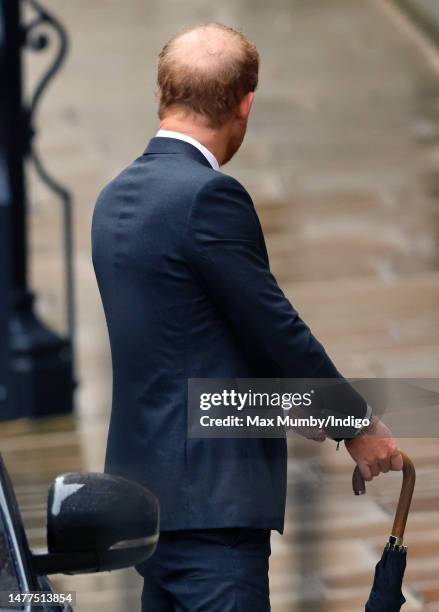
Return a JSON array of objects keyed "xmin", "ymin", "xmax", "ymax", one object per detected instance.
[{"xmin": 23, "ymin": 0, "xmax": 75, "ymax": 356}]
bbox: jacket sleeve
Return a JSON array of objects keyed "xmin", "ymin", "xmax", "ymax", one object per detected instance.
[{"xmin": 186, "ymin": 174, "xmax": 367, "ymax": 428}]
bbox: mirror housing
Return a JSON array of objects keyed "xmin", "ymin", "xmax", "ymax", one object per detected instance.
[{"xmin": 32, "ymin": 472, "xmax": 159, "ymax": 575}]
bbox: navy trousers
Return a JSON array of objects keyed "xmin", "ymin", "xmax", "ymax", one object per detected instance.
[{"xmin": 136, "ymin": 528, "xmax": 271, "ymax": 611}]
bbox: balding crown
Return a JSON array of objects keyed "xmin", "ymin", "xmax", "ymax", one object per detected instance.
[
  {"xmin": 170, "ymin": 25, "xmax": 242, "ymax": 68},
  {"xmin": 157, "ymin": 23, "xmax": 259, "ymax": 128}
]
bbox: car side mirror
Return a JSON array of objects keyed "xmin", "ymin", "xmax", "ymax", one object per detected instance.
[{"xmin": 32, "ymin": 472, "xmax": 159, "ymax": 575}]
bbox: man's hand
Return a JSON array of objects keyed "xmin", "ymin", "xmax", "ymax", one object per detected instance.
[{"xmin": 345, "ymin": 417, "xmax": 403, "ymax": 481}]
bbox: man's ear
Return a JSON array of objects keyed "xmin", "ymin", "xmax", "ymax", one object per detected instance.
[{"xmin": 238, "ymin": 92, "xmax": 255, "ymax": 120}]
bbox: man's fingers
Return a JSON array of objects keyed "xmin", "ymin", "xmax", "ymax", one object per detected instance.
[
  {"xmin": 346, "ymin": 429, "xmax": 402, "ymax": 480},
  {"xmin": 378, "ymin": 456, "xmax": 391, "ymax": 474},
  {"xmin": 358, "ymin": 462, "xmax": 372, "ymax": 482},
  {"xmin": 390, "ymin": 452, "xmax": 403, "ymax": 471},
  {"xmin": 370, "ymin": 462, "xmax": 380, "ymax": 478},
  {"xmin": 359, "ymin": 452, "xmax": 401, "ymax": 482}
]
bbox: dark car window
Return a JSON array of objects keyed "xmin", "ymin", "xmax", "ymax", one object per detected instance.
[{"xmin": 0, "ymin": 504, "xmax": 20, "ymax": 593}]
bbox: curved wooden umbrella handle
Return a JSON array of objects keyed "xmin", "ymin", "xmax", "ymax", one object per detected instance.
[{"xmin": 352, "ymin": 451, "xmax": 415, "ymax": 541}]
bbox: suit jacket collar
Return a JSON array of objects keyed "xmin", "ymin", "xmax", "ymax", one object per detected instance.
[{"xmin": 143, "ymin": 137, "xmax": 213, "ymax": 169}]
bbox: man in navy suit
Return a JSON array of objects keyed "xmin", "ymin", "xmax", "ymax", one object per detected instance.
[{"xmin": 92, "ymin": 23, "xmax": 402, "ymax": 611}]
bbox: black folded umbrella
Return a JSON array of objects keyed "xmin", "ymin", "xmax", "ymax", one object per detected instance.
[{"xmin": 352, "ymin": 452, "xmax": 416, "ymax": 612}]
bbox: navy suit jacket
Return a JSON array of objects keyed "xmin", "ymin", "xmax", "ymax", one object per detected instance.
[{"xmin": 92, "ymin": 137, "xmax": 364, "ymax": 533}]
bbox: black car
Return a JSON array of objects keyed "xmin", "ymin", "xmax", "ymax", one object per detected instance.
[{"xmin": 0, "ymin": 453, "xmax": 159, "ymax": 611}]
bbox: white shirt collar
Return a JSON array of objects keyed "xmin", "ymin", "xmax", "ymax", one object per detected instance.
[{"xmin": 156, "ymin": 129, "xmax": 220, "ymax": 171}]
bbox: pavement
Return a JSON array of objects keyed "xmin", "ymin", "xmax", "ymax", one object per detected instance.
[{"xmin": 3, "ymin": 0, "xmax": 439, "ymax": 609}]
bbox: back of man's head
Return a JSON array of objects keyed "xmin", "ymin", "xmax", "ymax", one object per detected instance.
[{"xmin": 157, "ymin": 23, "xmax": 259, "ymax": 129}]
